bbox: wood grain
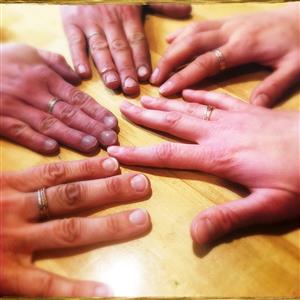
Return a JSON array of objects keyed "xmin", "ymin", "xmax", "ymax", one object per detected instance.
[{"xmin": 1, "ymin": 3, "xmax": 299, "ymax": 297}]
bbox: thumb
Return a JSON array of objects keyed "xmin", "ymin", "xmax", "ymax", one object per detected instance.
[
  {"xmin": 38, "ymin": 49, "xmax": 81, "ymax": 85},
  {"xmin": 250, "ymin": 66, "xmax": 299, "ymax": 107},
  {"xmin": 191, "ymin": 189, "xmax": 300, "ymax": 245},
  {"xmin": 149, "ymin": 4, "xmax": 191, "ymax": 19}
]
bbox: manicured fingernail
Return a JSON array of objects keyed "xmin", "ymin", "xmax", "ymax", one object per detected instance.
[
  {"xmin": 141, "ymin": 96, "xmax": 155, "ymax": 105},
  {"xmin": 105, "ymin": 72, "xmax": 118, "ymax": 84},
  {"xmin": 129, "ymin": 208, "xmax": 148, "ymax": 225},
  {"xmin": 192, "ymin": 217, "xmax": 215, "ymax": 244},
  {"xmin": 253, "ymin": 94, "xmax": 269, "ymax": 106},
  {"xmin": 77, "ymin": 64, "xmax": 87, "ymax": 74},
  {"xmin": 102, "ymin": 157, "xmax": 119, "ymax": 172},
  {"xmin": 138, "ymin": 66, "xmax": 149, "ymax": 78},
  {"xmin": 124, "ymin": 77, "xmax": 138, "ymax": 88},
  {"xmin": 81, "ymin": 135, "xmax": 98, "ymax": 149},
  {"xmin": 103, "ymin": 115, "xmax": 118, "ymax": 128},
  {"xmin": 44, "ymin": 139, "xmax": 57, "ymax": 151},
  {"xmin": 99, "ymin": 130, "xmax": 117, "ymax": 146},
  {"xmin": 94, "ymin": 285, "xmax": 113, "ymax": 296},
  {"xmin": 130, "ymin": 174, "xmax": 148, "ymax": 192},
  {"xmin": 107, "ymin": 146, "xmax": 122, "ymax": 155},
  {"xmin": 159, "ymin": 81, "xmax": 173, "ymax": 94},
  {"xmin": 150, "ymin": 68, "xmax": 160, "ymax": 83}
]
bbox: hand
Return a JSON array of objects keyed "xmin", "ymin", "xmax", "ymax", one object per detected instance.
[
  {"xmin": 107, "ymin": 90, "xmax": 300, "ymax": 244},
  {"xmin": 1, "ymin": 157, "xmax": 151, "ymax": 296},
  {"xmin": 61, "ymin": 4, "xmax": 191, "ymax": 95},
  {"xmin": 150, "ymin": 3, "xmax": 300, "ymax": 107},
  {"xmin": 0, "ymin": 44, "xmax": 118, "ymax": 154}
]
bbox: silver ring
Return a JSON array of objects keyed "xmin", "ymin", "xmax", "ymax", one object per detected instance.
[
  {"xmin": 47, "ymin": 97, "xmax": 61, "ymax": 114},
  {"xmin": 86, "ymin": 32, "xmax": 101, "ymax": 40},
  {"xmin": 213, "ymin": 48, "xmax": 226, "ymax": 71},
  {"xmin": 204, "ymin": 105, "xmax": 214, "ymax": 121},
  {"xmin": 37, "ymin": 188, "xmax": 49, "ymax": 220}
]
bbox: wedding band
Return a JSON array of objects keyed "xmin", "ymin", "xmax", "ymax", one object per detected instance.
[
  {"xmin": 87, "ymin": 32, "xmax": 101, "ymax": 40},
  {"xmin": 37, "ymin": 188, "xmax": 50, "ymax": 220},
  {"xmin": 213, "ymin": 48, "xmax": 226, "ymax": 71},
  {"xmin": 204, "ymin": 105, "xmax": 214, "ymax": 121},
  {"xmin": 47, "ymin": 97, "xmax": 61, "ymax": 114}
]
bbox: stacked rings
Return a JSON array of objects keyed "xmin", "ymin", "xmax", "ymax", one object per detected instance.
[{"xmin": 37, "ymin": 188, "xmax": 50, "ymax": 220}]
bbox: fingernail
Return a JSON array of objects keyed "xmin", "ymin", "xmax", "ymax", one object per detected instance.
[
  {"xmin": 105, "ymin": 72, "xmax": 118, "ymax": 84},
  {"xmin": 81, "ymin": 135, "xmax": 98, "ymax": 149},
  {"xmin": 253, "ymin": 94, "xmax": 269, "ymax": 106},
  {"xmin": 77, "ymin": 64, "xmax": 87, "ymax": 74},
  {"xmin": 192, "ymin": 217, "xmax": 215, "ymax": 244},
  {"xmin": 129, "ymin": 208, "xmax": 148, "ymax": 225},
  {"xmin": 130, "ymin": 174, "xmax": 148, "ymax": 192},
  {"xmin": 94, "ymin": 285, "xmax": 113, "ymax": 296},
  {"xmin": 107, "ymin": 146, "xmax": 122, "ymax": 155},
  {"xmin": 121, "ymin": 101, "xmax": 133, "ymax": 110},
  {"xmin": 159, "ymin": 81, "xmax": 173, "ymax": 94},
  {"xmin": 44, "ymin": 139, "xmax": 58, "ymax": 151},
  {"xmin": 141, "ymin": 96, "xmax": 155, "ymax": 105},
  {"xmin": 102, "ymin": 157, "xmax": 119, "ymax": 172},
  {"xmin": 103, "ymin": 115, "xmax": 118, "ymax": 128},
  {"xmin": 150, "ymin": 68, "xmax": 160, "ymax": 83},
  {"xmin": 99, "ymin": 130, "xmax": 117, "ymax": 146},
  {"xmin": 137, "ymin": 65, "xmax": 149, "ymax": 78},
  {"xmin": 124, "ymin": 77, "xmax": 138, "ymax": 88}
]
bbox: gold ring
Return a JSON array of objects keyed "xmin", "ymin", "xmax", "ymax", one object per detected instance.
[
  {"xmin": 213, "ymin": 49, "xmax": 226, "ymax": 71},
  {"xmin": 204, "ymin": 105, "xmax": 214, "ymax": 121},
  {"xmin": 47, "ymin": 97, "xmax": 61, "ymax": 114},
  {"xmin": 37, "ymin": 188, "xmax": 50, "ymax": 220}
]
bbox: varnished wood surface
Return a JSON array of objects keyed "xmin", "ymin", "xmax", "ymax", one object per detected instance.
[{"xmin": 1, "ymin": 3, "xmax": 300, "ymax": 297}]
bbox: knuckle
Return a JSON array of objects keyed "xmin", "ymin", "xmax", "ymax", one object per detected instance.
[
  {"xmin": 54, "ymin": 217, "xmax": 82, "ymax": 244},
  {"xmin": 32, "ymin": 64, "xmax": 52, "ymax": 80},
  {"xmin": 164, "ymin": 111, "xmax": 182, "ymax": 127},
  {"xmin": 89, "ymin": 36, "xmax": 109, "ymax": 52},
  {"xmin": 128, "ymin": 32, "xmax": 146, "ymax": 45},
  {"xmin": 39, "ymin": 273, "xmax": 56, "ymax": 297},
  {"xmin": 171, "ymin": 71, "xmax": 187, "ymax": 83},
  {"xmin": 110, "ymin": 38, "xmax": 128, "ymax": 52},
  {"xmin": 155, "ymin": 143, "xmax": 176, "ymax": 166},
  {"xmin": 58, "ymin": 182, "xmax": 85, "ymax": 207},
  {"xmin": 7, "ymin": 122, "xmax": 28, "ymax": 139},
  {"xmin": 42, "ymin": 162, "xmax": 66, "ymax": 185},
  {"xmin": 69, "ymin": 88, "xmax": 92, "ymax": 108},
  {"xmin": 59, "ymin": 104, "xmax": 78, "ymax": 125},
  {"xmin": 69, "ymin": 33, "xmax": 85, "ymax": 47},
  {"xmin": 104, "ymin": 215, "xmax": 121, "ymax": 235},
  {"xmin": 84, "ymin": 120, "xmax": 97, "ymax": 133},
  {"xmin": 39, "ymin": 115, "xmax": 58, "ymax": 133},
  {"xmin": 105, "ymin": 177, "xmax": 122, "ymax": 195}
]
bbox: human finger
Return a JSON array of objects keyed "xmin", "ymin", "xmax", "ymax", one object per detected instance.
[
  {"xmin": 0, "ymin": 116, "xmax": 58, "ymax": 154},
  {"xmin": 191, "ymin": 189, "xmax": 300, "ymax": 245}
]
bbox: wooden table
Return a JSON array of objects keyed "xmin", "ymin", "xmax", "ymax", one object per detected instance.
[{"xmin": 1, "ymin": 3, "xmax": 299, "ymax": 297}]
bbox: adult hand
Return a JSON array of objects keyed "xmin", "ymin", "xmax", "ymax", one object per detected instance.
[
  {"xmin": 151, "ymin": 3, "xmax": 300, "ymax": 107},
  {"xmin": 107, "ymin": 90, "xmax": 300, "ymax": 244},
  {"xmin": 0, "ymin": 44, "xmax": 118, "ymax": 154},
  {"xmin": 61, "ymin": 4, "xmax": 191, "ymax": 95},
  {"xmin": 1, "ymin": 157, "xmax": 151, "ymax": 296}
]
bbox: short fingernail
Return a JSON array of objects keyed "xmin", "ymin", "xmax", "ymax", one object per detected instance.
[
  {"xmin": 150, "ymin": 68, "xmax": 160, "ymax": 83},
  {"xmin": 159, "ymin": 81, "xmax": 173, "ymax": 94},
  {"xmin": 99, "ymin": 130, "xmax": 117, "ymax": 146},
  {"xmin": 253, "ymin": 94, "xmax": 269, "ymax": 106},
  {"xmin": 121, "ymin": 101, "xmax": 134, "ymax": 110},
  {"xmin": 81, "ymin": 135, "xmax": 98, "ymax": 149},
  {"xmin": 94, "ymin": 285, "xmax": 113, "ymax": 296},
  {"xmin": 77, "ymin": 64, "xmax": 87, "ymax": 74},
  {"xmin": 141, "ymin": 96, "xmax": 155, "ymax": 105},
  {"xmin": 130, "ymin": 174, "xmax": 148, "ymax": 192},
  {"xmin": 103, "ymin": 115, "xmax": 118, "ymax": 128},
  {"xmin": 44, "ymin": 139, "xmax": 58, "ymax": 151},
  {"xmin": 105, "ymin": 72, "xmax": 118, "ymax": 84},
  {"xmin": 107, "ymin": 146, "xmax": 122, "ymax": 155},
  {"xmin": 102, "ymin": 157, "xmax": 119, "ymax": 172},
  {"xmin": 129, "ymin": 208, "xmax": 148, "ymax": 225},
  {"xmin": 138, "ymin": 65, "xmax": 149, "ymax": 78},
  {"xmin": 124, "ymin": 77, "xmax": 138, "ymax": 88},
  {"xmin": 192, "ymin": 217, "xmax": 215, "ymax": 245}
]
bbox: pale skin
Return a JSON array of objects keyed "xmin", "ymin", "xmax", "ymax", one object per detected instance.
[
  {"xmin": 151, "ymin": 3, "xmax": 300, "ymax": 107},
  {"xmin": 61, "ymin": 4, "xmax": 191, "ymax": 95},
  {"xmin": 107, "ymin": 90, "xmax": 300, "ymax": 244},
  {"xmin": 0, "ymin": 157, "xmax": 152, "ymax": 296},
  {"xmin": 0, "ymin": 44, "xmax": 118, "ymax": 155}
]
